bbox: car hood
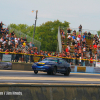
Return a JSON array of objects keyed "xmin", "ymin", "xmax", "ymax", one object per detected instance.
[{"xmin": 36, "ymin": 61, "xmax": 56, "ymax": 65}]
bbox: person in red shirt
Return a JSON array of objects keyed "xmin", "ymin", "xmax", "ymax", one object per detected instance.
[
  {"xmin": 90, "ymin": 56, "xmax": 93, "ymax": 66},
  {"xmin": 93, "ymin": 43, "xmax": 97, "ymax": 49},
  {"xmin": 5, "ymin": 49, "xmax": 9, "ymax": 55},
  {"xmin": 34, "ymin": 50, "xmax": 38, "ymax": 55},
  {"xmin": 78, "ymin": 33, "xmax": 81, "ymax": 38},
  {"xmin": 77, "ymin": 41, "xmax": 81, "ymax": 47},
  {"xmin": 65, "ymin": 47, "xmax": 69, "ymax": 53}
]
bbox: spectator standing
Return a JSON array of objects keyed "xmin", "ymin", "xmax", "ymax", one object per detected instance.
[
  {"xmin": 84, "ymin": 31, "xmax": 87, "ymax": 38},
  {"xmin": 90, "ymin": 56, "xmax": 93, "ymax": 66},
  {"xmin": 94, "ymin": 34, "xmax": 98, "ymax": 42},
  {"xmin": 79, "ymin": 24, "xmax": 82, "ymax": 34},
  {"xmin": 0, "ymin": 21, "xmax": 6, "ymax": 31},
  {"xmin": 72, "ymin": 39, "xmax": 75, "ymax": 45},
  {"xmin": 78, "ymin": 33, "xmax": 81, "ymax": 39},
  {"xmin": 82, "ymin": 38, "xmax": 86, "ymax": 46},
  {"xmin": 73, "ymin": 30, "xmax": 76, "ymax": 36},
  {"xmin": 61, "ymin": 30, "xmax": 65, "ymax": 39},
  {"xmin": 82, "ymin": 33, "xmax": 85, "ymax": 40},
  {"xmin": 25, "ymin": 51, "xmax": 29, "ymax": 63},
  {"xmin": 97, "ymin": 42, "xmax": 100, "ymax": 48},
  {"xmin": 15, "ymin": 50, "xmax": 19, "ymax": 62},
  {"xmin": 79, "ymin": 56, "xmax": 82, "ymax": 66},
  {"xmin": 67, "ymin": 34, "xmax": 71, "ymax": 40},
  {"xmin": 97, "ymin": 47, "xmax": 100, "ymax": 61},
  {"xmin": 76, "ymin": 36, "xmax": 80, "ymax": 42},
  {"xmin": 62, "ymin": 41, "xmax": 65, "ymax": 45},
  {"xmin": 65, "ymin": 46, "xmax": 69, "ymax": 53},
  {"xmin": 93, "ymin": 43, "xmax": 97, "ymax": 49},
  {"xmin": 75, "ymin": 51, "xmax": 79, "ymax": 65},
  {"xmin": 72, "ymin": 54, "xmax": 75, "ymax": 65},
  {"xmin": 89, "ymin": 45, "xmax": 92, "ymax": 57},
  {"xmin": 11, "ymin": 31, "xmax": 15, "ymax": 36},
  {"xmin": 72, "ymin": 34, "xmax": 76, "ymax": 40},
  {"xmin": 83, "ymin": 46, "xmax": 86, "ymax": 57},
  {"xmin": 23, "ymin": 41, "xmax": 26, "ymax": 47},
  {"xmin": 99, "ymin": 35, "xmax": 100, "ymax": 42},
  {"xmin": 23, "ymin": 37, "xmax": 27, "ymax": 42},
  {"xmin": 88, "ymin": 32, "xmax": 91, "ymax": 39},
  {"xmin": 67, "ymin": 28, "xmax": 72, "ymax": 35},
  {"xmin": 93, "ymin": 57, "xmax": 96, "ymax": 67},
  {"xmin": 15, "ymin": 38, "xmax": 18, "ymax": 48},
  {"xmin": 29, "ymin": 42, "xmax": 33, "ymax": 47}
]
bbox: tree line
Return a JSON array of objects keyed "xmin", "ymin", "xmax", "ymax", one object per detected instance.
[{"xmin": 8, "ymin": 20, "xmax": 69, "ymax": 51}]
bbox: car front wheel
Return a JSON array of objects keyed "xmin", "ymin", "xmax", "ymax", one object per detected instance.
[
  {"xmin": 64, "ymin": 70, "xmax": 70, "ymax": 76},
  {"xmin": 34, "ymin": 71, "xmax": 38, "ymax": 74},
  {"xmin": 47, "ymin": 71, "xmax": 52, "ymax": 75}
]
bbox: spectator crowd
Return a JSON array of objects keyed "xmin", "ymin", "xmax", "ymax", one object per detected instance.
[
  {"xmin": 0, "ymin": 21, "xmax": 100, "ymax": 67},
  {"xmin": 61, "ymin": 24, "xmax": 100, "ymax": 67}
]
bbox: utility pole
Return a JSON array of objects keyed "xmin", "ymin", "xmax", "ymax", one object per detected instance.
[{"xmin": 32, "ymin": 10, "xmax": 38, "ymax": 42}]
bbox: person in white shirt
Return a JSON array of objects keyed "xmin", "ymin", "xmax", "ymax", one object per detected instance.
[
  {"xmin": 29, "ymin": 42, "xmax": 32, "ymax": 47},
  {"xmin": 2, "ymin": 40, "xmax": 6, "ymax": 44},
  {"xmin": 83, "ymin": 46, "xmax": 86, "ymax": 56},
  {"xmin": 15, "ymin": 38, "xmax": 18, "ymax": 44},
  {"xmin": 67, "ymin": 34, "xmax": 71, "ymax": 40},
  {"xmin": 76, "ymin": 36, "xmax": 80, "ymax": 41},
  {"xmin": 0, "ymin": 37, "xmax": 4, "ymax": 42},
  {"xmin": 8, "ymin": 40, "xmax": 11, "ymax": 46}
]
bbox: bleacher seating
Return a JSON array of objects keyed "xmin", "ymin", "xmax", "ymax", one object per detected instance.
[{"xmin": 60, "ymin": 28, "xmax": 97, "ymax": 57}]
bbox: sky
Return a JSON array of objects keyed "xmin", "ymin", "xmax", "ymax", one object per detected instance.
[{"xmin": 1, "ymin": 0, "xmax": 100, "ymax": 33}]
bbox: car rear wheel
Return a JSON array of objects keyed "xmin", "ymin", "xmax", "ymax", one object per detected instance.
[
  {"xmin": 64, "ymin": 70, "xmax": 70, "ymax": 76},
  {"xmin": 34, "ymin": 71, "xmax": 38, "ymax": 74},
  {"xmin": 47, "ymin": 71, "xmax": 52, "ymax": 75}
]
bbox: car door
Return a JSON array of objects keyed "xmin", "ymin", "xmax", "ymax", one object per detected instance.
[{"xmin": 57, "ymin": 59, "xmax": 65, "ymax": 71}]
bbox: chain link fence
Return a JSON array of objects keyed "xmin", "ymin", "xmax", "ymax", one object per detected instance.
[{"xmin": 8, "ymin": 27, "xmax": 41, "ymax": 51}]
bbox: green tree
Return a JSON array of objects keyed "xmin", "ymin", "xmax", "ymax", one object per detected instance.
[
  {"xmin": 97, "ymin": 30, "xmax": 100, "ymax": 36},
  {"xmin": 35, "ymin": 20, "xmax": 69, "ymax": 51},
  {"xmin": 8, "ymin": 24, "xmax": 34, "ymax": 37},
  {"xmin": 8, "ymin": 20, "xmax": 69, "ymax": 51}
]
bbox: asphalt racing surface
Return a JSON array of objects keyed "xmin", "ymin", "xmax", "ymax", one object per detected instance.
[{"xmin": 0, "ymin": 70, "xmax": 100, "ymax": 84}]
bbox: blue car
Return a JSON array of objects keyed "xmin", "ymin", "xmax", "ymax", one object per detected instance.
[{"xmin": 32, "ymin": 57, "xmax": 71, "ymax": 76}]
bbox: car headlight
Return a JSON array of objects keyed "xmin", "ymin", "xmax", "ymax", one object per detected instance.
[
  {"xmin": 32, "ymin": 63, "xmax": 37, "ymax": 66},
  {"xmin": 44, "ymin": 65, "xmax": 51, "ymax": 67}
]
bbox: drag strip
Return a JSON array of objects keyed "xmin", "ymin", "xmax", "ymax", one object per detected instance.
[{"xmin": 0, "ymin": 70, "xmax": 100, "ymax": 84}]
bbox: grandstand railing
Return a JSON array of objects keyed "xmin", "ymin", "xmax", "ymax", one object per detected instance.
[{"xmin": 0, "ymin": 52, "xmax": 99, "ymax": 67}]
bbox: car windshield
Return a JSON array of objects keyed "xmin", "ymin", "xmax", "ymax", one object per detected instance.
[{"xmin": 42, "ymin": 58, "xmax": 58, "ymax": 63}]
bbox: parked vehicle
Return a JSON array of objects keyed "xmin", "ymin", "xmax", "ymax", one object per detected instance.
[{"xmin": 0, "ymin": 62, "xmax": 12, "ymax": 70}]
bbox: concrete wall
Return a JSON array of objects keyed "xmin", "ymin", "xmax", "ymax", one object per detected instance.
[
  {"xmin": 12, "ymin": 63, "xmax": 75, "ymax": 71},
  {"xmin": 12, "ymin": 63, "xmax": 33, "ymax": 71},
  {"xmin": 0, "ymin": 84, "xmax": 100, "ymax": 100}
]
